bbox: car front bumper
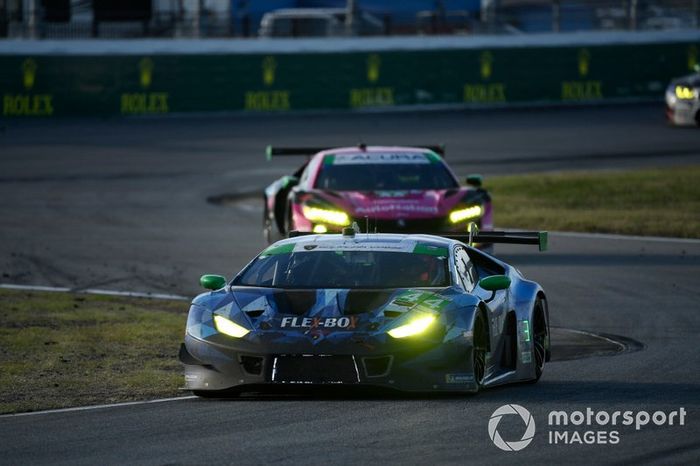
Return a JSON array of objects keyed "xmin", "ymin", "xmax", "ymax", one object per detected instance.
[{"xmin": 180, "ymin": 332, "xmax": 479, "ymax": 394}]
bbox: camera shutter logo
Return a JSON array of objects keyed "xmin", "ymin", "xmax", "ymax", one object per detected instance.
[{"xmin": 488, "ymin": 404, "xmax": 536, "ymax": 451}]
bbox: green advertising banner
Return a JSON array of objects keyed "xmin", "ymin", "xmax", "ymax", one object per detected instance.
[{"xmin": 1, "ymin": 41, "xmax": 698, "ymax": 117}]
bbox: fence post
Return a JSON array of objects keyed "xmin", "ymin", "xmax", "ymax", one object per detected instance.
[
  {"xmin": 23, "ymin": 0, "xmax": 36, "ymax": 38},
  {"xmin": 191, "ymin": 0, "xmax": 201, "ymax": 38},
  {"xmin": 552, "ymin": 0, "xmax": 560, "ymax": 32},
  {"xmin": 628, "ymin": 0, "xmax": 637, "ymax": 31}
]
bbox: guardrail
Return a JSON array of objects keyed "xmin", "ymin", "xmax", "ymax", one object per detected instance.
[{"xmin": 1, "ymin": 32, "xmax": 698, "ymax": 117}]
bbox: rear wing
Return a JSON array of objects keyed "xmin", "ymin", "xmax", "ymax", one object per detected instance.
[
  {"xmin": 266, "ymin": 144, "xmax": 446, "ymax": 160},
  {"xmin": 288, "ymin": 226, "xmax": 548, "ymax": 252},
  {"xmin": 445, "ymin": 231, "xmax": 548, "ymax": 252}
]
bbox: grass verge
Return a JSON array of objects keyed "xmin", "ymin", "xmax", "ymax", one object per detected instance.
[
  {"xmin": 0, "ymin": 289, "xmax": 187, "ymax": 414},
  {"xmin": 487, "ymin": 165, "xmax": 700, "ymax": 238}
]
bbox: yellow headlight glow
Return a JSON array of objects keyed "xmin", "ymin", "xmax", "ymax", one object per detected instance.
[
  {"xmin": 449, "ymin": 205, "xmax": 483, "ymax": 224},
  {"xmin": 312, "ymin": 224, "xmax": 328, "ymax": 233},
  {"xmin": 214, "ymin": 315, "xmax": 250, "ymax": 338},
  {"xmin": 675, "ymin": 85, "xmax": 696, "ymax": 100},
  {"xmin": 302, "ymin": 206, "xmax": 351, "ymax": 226},
  {"xmin": 388, "ymin": 315, "xmax": 436, "ymax": 339}
]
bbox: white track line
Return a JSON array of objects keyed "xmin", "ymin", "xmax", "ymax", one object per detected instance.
[
  {"xmin": 550, "ymin": 231, "xmax": 700, "ymax": 244},
  {"xmin": 0, "ymin": 283, "xmax": 189, "ymax": 301},
  {"xmin": 557, "ymin": 328, "xmax": 627, "ymax": 352},
  {"xmin": 0, "ymin": 396, "xmax": 197, "ymax": 418}
]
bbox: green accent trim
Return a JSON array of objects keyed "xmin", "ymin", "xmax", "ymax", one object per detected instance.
[
  {"xmin": 522, "ymin": 319, "xmax": 531, "ymax": 342},
  {"xmin": 413, "ymin": 243, "xmax": 448, "ymax": 256},
  {"xmin": 261, "ymin": 242, "xmax": 295, "ymax": 256},
  {"xmin": 478, "ymin": 274, "xmax": 511, "ymax": 291},
  {"xmin": 425, "ymin": 151, "xmax": 441, "ymax": 163},
  {"xmin": 200, "ymin": 274, "xmax": 226, "ymax": 290},
  {"xmin": 538, "ymin": 231, "xmax": 549, "ymax": 252},
  {"xmin": 266, "ymin": 145, "xmax": 273, "ymax": 161},
  {"xmin": 323, "ymin": 155, "xmax": 335, "ymax": 165},
  {"xmin": 281, "ymin": 175, "xmax": 299, "ymax": 189},
  {"xmin": 392, "ymin": 290, "xmax": 450, "ymax": 311},
  {"xmin": 465, "ymin": 174, "xmax": 483, "ymax": 188}
]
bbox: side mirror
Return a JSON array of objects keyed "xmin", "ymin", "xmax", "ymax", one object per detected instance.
[
  {"xmin": 281, "ymin": 175, "xmax": 299, "ymax": 189},
  {"xmin": 200, "ymin": 274, "xmax": 227, "ymax": 290},
  {"xmin": 479, "ymin": 275, "xmax": 510, "ymax": 303},
  {"xmin": 479, "ymin": 275, "xmax": 511, "ymax": 291},
  {"xmin": 466, "ymin": 174, "xmax": 483, "ymax": 188}
]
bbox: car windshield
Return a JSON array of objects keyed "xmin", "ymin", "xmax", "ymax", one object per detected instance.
[
  {"xmin": 314, "ymin": 154, "xmax": 458, "ymax": 191},
  {"xmin": 234, "ymin": 249, "xmax": 450, "ymax": 289}
]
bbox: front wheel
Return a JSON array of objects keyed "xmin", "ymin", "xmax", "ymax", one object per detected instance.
[
  {"xmin": 283, "ymin": 204, "xmax": 295, "ymax": 237},
  {"xmin": 193, "ymin": 390, "xmax": 240, "ymax": 399},
  {"xmin": 472, "ymin": 312, "xmax": 488, "ymax": 392},
  {"xmin": 530, "ymin": 297, "xmax": 548, "ymax": 382}
]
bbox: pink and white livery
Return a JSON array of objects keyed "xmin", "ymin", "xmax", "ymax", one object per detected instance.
[{"xmin": 263, "ymin": 145, "xmax": 494, "ymax": 251}]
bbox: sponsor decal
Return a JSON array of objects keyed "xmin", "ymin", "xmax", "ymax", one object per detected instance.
[
  {"xmin": 349, "ymin": 54, "xmax": 395, "ymax": 108},
  {"xmin": 332, "ymin": 152, "xmax": 430, "ymax": 165},
  {"xmin": 354, "ymin": 203, "xmax": 439, "ymax": 215},
  {"xmin": 121, "ymin": 58, "xmax": 170, "ymax": 115},
  {"xmin": 3, "ymin": 58, "xmax": 54, "ymax": 116},
  {"xmin": 292, "ymin": 240, "xmax": 417, "ymax": 254},
  {"xmin": 245, "ymin": 90, "xmax": 290, "ymax": 111},
  {"xmin": 445, "ymin": 373, "xmax": 473, "ymax": 384},
  {"xmin": 244, "ymin": 56, "xmax": 291, "ymax": 111},
  {"xmin": 462, "ymin": 51, "xmax": 506, "ymax": 104},
  {"xmin": 561, "ymin": 81, "xmax": 603, "ymax": 100},
  {"xmin": 281, "ymin": 316, "xmax": 358, "ymax": 330},
  {"xmin": 463, "ymin": 83, "xmax": 506, "ymax": 103},
  {"xmin": 561, "ymin": 48, "xmax": 603, "ymax": 101},
  {"xmin": 262, "ymin": 56, "xmax": 276, "ymax": 86},
  {"xmin": 367, "ymin": 54, "xmax": 381, "ymax": 83},
  {"xmin": 392, "ymin": 290, "xmax": 449, "ymax": 310}
]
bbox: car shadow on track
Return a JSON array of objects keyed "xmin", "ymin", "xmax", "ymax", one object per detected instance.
[
  {"xmin": 476, "ymin": 380, "xmax": 700, "ymax": 406},
  {"xmin": 187, "ymin": 380, "xmax": 700, "ymax": 406}
]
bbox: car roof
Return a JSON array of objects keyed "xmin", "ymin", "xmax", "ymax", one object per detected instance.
[
  {"xmin": 266, "ymin": 233, "xmax": 458, "ymax": 252},
  {"xmin": 313, "ymin": 146, "xmax": 438, "ymax": 157}
]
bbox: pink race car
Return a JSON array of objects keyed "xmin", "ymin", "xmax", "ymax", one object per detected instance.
[{"xmin": 263, "ymin": 145, "xmax": 494, "ymax": 250}]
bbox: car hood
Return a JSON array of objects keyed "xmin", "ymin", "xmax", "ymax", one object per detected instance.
[
  {"xmin": 194, "ymin": 286, "xmax": 478, "ymax": 336},
  {"xmin": 314, "ymin": 189, "xmax": 468, "ymax": 220}
]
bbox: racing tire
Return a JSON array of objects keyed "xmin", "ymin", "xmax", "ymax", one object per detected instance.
[
  {"xmin": 283, "ymin": 203, "xmax": 294, "ymax": 237},
  {"xmin": 529, "ymin": 298, "xmax": 548, "ymax": 383},
  {"xmin": 472, "ymin": 311, "xmax": 488, "ymax": 392},
  {"xmin": 263, "ymin": 207, "xmax": 273, "ymax": 244},
  {"xmin": 193, "ymin": 390, "xmax": 240, "ymax": 399}
]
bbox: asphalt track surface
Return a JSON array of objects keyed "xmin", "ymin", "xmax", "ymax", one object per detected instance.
[{"xmin": 1, "ymin": 104, "xmax": 700, "ymax": 465}]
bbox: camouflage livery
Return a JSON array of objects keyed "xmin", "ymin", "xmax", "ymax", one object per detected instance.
[{"xmin": 180, "ymin": 233, "xmax": 550, "ymax": 395}]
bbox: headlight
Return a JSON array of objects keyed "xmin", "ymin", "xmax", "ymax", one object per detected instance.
[
  {"xmin": 302, "ymin": 205, "xmax": 351, "ymax": 226},
  {"xmin": 449, "ymin": 205, "xmax": 483, "ymax": 224},
  {"xmin": 214, "ymin": 315, "xmax": 250, "ymax": 338},
  {"xmin": 675, "ymin": 85, "xmax": 697, "ymax": 100},
  {"xmin": 388, "ymin": 314, "xmax": 436, "ymax": 338}
]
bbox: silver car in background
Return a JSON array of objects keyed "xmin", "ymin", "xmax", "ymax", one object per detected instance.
[{"xmin": 665, "ymin": 66, "xmax": 700, "ymax": 127}]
